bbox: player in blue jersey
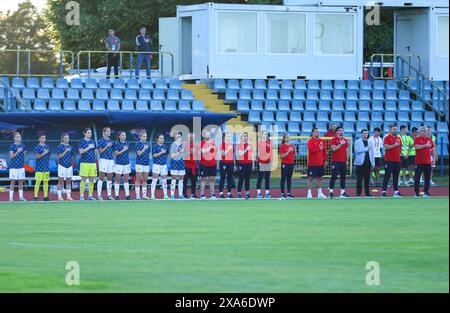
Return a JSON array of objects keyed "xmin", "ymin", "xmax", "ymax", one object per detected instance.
[
  {"xmin": 78, "ymin": 128, "xmax": 97, "ymax": 201},
  {"xmin": 34, "ymin": 133, "xmax": 51, "ymax": 201},
  {"xmin": 135, "ymin": 131, "xmax": 151, "ymax": 200},
  {"xmin": 57, "ymin": 133, "xmax": 74, "ymax": 201},
  {"xmin": 151, "ymin": 134, "xmax": 169, "ymax": 200},
  {"xmin": 170, "ymin": 132, "xmax": 186, "ymax": 199},
  {"xmin": 9, "ymin": 132, "xmax": 27, "ymax": 202},
  {"xmin": 97, "ymin": 127, "xmax": 115, "ymax": 201},
  {"xmin": 114, "ymin": 131, "xmax": 131, "ymax": 200}
]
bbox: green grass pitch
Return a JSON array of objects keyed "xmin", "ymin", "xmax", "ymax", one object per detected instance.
[{"xmin": 0, "ymin": 198, "xmax": 448, "ymax": 293}]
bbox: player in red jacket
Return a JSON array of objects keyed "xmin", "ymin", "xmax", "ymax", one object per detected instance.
[
  {"xmin": 382, "ymin": 124, "xmax": 403, "ymax": 197},
  {"xmin": 414, "ymin": 126, "xmax": 436, "ymax": 197},
  {"xmin": 307, "ymin": 128, "xmax": 328, "ymax": 199}
]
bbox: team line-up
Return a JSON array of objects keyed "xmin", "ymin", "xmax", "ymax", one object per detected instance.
[{"xmin": 7, "ymin": 124, "xmax": 437, "ymax": 202}]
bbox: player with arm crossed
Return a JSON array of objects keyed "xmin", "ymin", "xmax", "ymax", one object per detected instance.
[
  {"xmin": 114, "ymin": 131, "xmax": 131, "ymax": 200},
  {"xmin": 57, "ymin": 133, "xmax": 74, "ymax": 201},
  {"xmin": 34, "ymin": 134, "xmax": 51, "ymax": 202},
  {"xmin": 97, "ymin": 127, "xmax": 115, "ymax": 201},
  {"xmin": 135, "ymin": 131, "xmax": 150, "ymax": 200},
  {"xmin": 236, "ymin": 132, "xmax": 255, "ymax": 200},
  {"xmin": 151, "ymin": 134, "xmax": 169, "ymax": 200},
  {"xmin": 78, "ymin": 128, "xmax": 98, "ymax": 201},
  {"xmin": 8, "ymin": 132, "xmax": 27, "ymax": 202},
  {"xmin": 170, "ymin": 132, "xmax": 186, "ymax": 200}
]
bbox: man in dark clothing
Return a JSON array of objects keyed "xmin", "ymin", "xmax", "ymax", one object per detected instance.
[
  {"xmin": 104, "ymin": 29, "xmax": 121, "ymax": 79},
  {"xmin": 135, "ymin": 26, "xmax": 153, "ymax": 79}
]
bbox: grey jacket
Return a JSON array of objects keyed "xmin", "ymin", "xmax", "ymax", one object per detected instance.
[{"xmin": 354, "ymin": 138, "xmax": 375, "ymax": 167}]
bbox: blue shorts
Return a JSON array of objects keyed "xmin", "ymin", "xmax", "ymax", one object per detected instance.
[
  {"xmin": 408, "ymin": 155, "xmax": 415, "ymax": 165},
  {"xmin": 308, "ymin": 166, "xmax": 324, "ymax": 178},
  {"xmin": 200, "ymin": 164, "xmax": 217, "ymax": 177}
]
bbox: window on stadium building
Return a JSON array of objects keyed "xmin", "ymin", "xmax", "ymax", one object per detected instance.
[
  {"xmin": 437, "ymin": 15, "xmax": 449, "ymax": 56},
  {"xmin": 266, "ymin": 13, "xmax": 306, "ymax": 54},
  {"xmin": 216, "ymin": 12, "xmax": 257, "ymax": 54},
  {"xmin": 314, "ymin": 13, "xmax": 354, "ymax": 55}
]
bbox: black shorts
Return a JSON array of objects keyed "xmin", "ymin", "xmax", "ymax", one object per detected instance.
[
  {"xmin": 199, "ymin": 164, "xmax": 217, "ymax": 177},
  {"xmin": 401, "ymin": 157, "xmax": 410, "ymax": 168},
  {"xmin": 308, "ymin": 166, "xmax": 324, "ymax": 178},
  {"xmin": 408, "ymin": 155, "xmax": 415, "ymax": 165},
  {"xmin": 374, "ymin": 157, "xmax": 382, "ymax": 167}
]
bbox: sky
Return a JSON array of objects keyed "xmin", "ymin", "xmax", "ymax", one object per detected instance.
[{"xmin": 0, "ymin": 0, "xmax": 47, "ymax": 13}]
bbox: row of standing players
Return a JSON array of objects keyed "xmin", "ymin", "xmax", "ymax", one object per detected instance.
[{"xmin": 7, "ymin": 124, "xmax": 437, "ymax": 202}]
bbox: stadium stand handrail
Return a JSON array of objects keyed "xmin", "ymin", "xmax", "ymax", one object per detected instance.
[{"xmin": 370, "ymin": 53, "xmax": 421, "ymax": 80}]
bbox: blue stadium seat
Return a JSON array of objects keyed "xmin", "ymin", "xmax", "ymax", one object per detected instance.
[
  {"xmin": 11, "ymin": 88, "xmax": 20, "ymax": 98},
  {"xmin": 150, "ymin": 100, "xmax": 163, "ymax": 111},
  {"xmin": 70, "ymin": 78, "xmax": 83, "ymax": 89},
  {"xmin": 85, "ymin": 79, "xmax": 97, "ymax": 89},
  {"xmin": 113, "ymin": 78, "xmax": 126, "ymax": 90},
  {"xmin": 26, "ymin": 77, "xmax": 40, "ymax": 89},
  {"xmin": 359, "ymin": 90, "xmax": 372, "ymax": 101},
  {"xmin": 179, "ymin": 100, "xmax": 191, "ymax": 112},
  {"xmin": 316, "ymin": 122, "xmax": 328, "ymax": 133},
  {"xmin": 240, "ymin": 79, "xmax": 253, "ymax": 90},
  {"xmin": 320, "ymin": 90, "xmax": 332, "ymax": 101},
  {"xmin": 398, "ymin": 90, "xmax": 410, "ymax": 100},
  {"xmin": 346, "ymin": 90, "xmax": 358, "ymax": 100},
  {"xmin": 397, "ymin": 111, "xmax": 410, "ymax": 123},
  {"xmin": 308, "ymin": 80, "xmax": 320, "ymax": 90},
  {"xmin": 292, "ymin": 100, "xmax": 304, "ymax": 111},
  {"xmin": 321, "ymin": 80, "xmax": 333, "ymax": 90},
  {"xmin": 411, "ymin": 111, "xmax": 423, "ymax": 122},
  {"xmin": 385, "ymin": 90, "xmax": 397, "ymax": 100},
  {"xmin": 437, "ymin": 122, "xmax": 449, "ymax": 133},
  {"xmin": 0, "ymin": 88, "xmax": 5, "ymax": 100},
  {"xmin": 333, "ymin": 90, "xmax": 346, "ymax": 100},
  {"xmin": 239, "ymin": 89, "xmax": 252, "ymax": 101},
  {"xmin": 384, "ymin": 111, "xmax": 397, "ymax": 123},
  {"xmin": 275, "ymin": 122, "xmax": 287, "ymax": 133},
  {"xmin": 347, "ymin": 80, "xmax": 359, "ymax": 90},
  {"xmin": 248, "ymin": 111, "xmax": 261, "ymax": 124},
  {"xmin": 317, "ymin": 111, "xmax": 329, "ymax": 122},
  {"xmin": 96, "ymin": 89, "xmax": 109, "ymax": 100},
  {"xmin": 276, "ymin": 111, "xmax": 289, "ymax": 122},
  {"xmin": 181, "ymin": 89, "xmax": 194, "ymax": 100},
  {"xmin": 333, "ymin": 80, "xmax": 346, "ymax": 90},
  {"xmin": 278, "ymin": 100, "xmax": 290, "ymax": 111},
  {"xmin": 22, "ymin": 88, "xmax": 35, "ymax": 100},
  {"xmin": 136, "ymin": 100, "xmax": 149, "ymax": 111},
  {"xmin": 318, "ymin": 100, "xmax": 331, "ymax": 111},
  {"xmin": 424, "ymin": 111, "xmax": 436, "ymax": 122},
  {"xmin": 343, "ymin": 121, "xmax": 355, "ymax": 133},
  {"xmin": 360, "ymin": 80, "xmax": 372, "ymax": 90},
  {"xmin": 227, "ymin": 79, "xmax": 240, "ymax": 90},
  {"xmin": 252, "ymin": 89, "xmax": 265, "ymax": 101},
  {"xmin": 437, "ymin": 134, "xmax": 449, "ymax": 145},
  {"xmin": 345, "ymin": 100, "xmax": 357, "ymax": 111},
  {"xmin": 356, "ymin": 122, "xmax": 368, "ymax": 133},
  {"xmin": 372, "ymin": 90, "xmax": 384, "ymax": 101},
  {"xmin": 169, "ymin": 79, "xmax": 182, "ymax": 90},
  {"xmin": 99, "ymin": 79, "xmax": 111, "ymax": 90},
  {"xmin": 213, "ymin": 79, "xmax": 226, "ymax": 92},
  {"xmin": 412, "ymin": 101, "xmax": 425, "ymax": 111},
  {"xmin": 111, "ymin": 89, "xmax": 123, "ymax": 100},
  {"xmin": 305, "ymin": 100, "xmax": 317, "ymax": 111},
  {"xmin": 280, "ymin": 90, "xmax": 291, "ymax": 100},
  {"xmin": 423, "ymin": 80, "xmax": 432, "ymax": 91},
  {"xmin": 424, "ymin": 122, "xmax": 436, "ymax": 131},
  {"xmin": 290, "ymin": 111, "xmax": 301, "ymax": 122},
  {"xmin": 344, "ymin": 111, "xmax": 356, "ymax": 122},
  {"xmin": 48, "ymin": 100, "xmax": 62, "ymax": 111},
  {"xmin": 192, "ymin": 100, "xmax": 204, "ymax": 111},
  {"xmin": 370, "ymin": 112, "xmax": 383, "ymax": 122},
  {"xmin": 167, "ymin": 90, "xmax": 179, "ymax": 101},
  {"xmin": 369, "ymin": 122, "xmax": 382, "ymax": 132},
  {"xmin": 259, "ymin": 122, "xmax": 273, "ymax": 133},
  {"xmin": 301, "ymin": 122, "xmax": 314, "ymax": 132},
  {"xmin": 66, "ymin": 88, "xmax": 79, "ymax": 100},
  {"xmin": 56, "ymin": 78, "xmax": 68, "ymax": 90},
  {"xmin": 121, "ymin": 100, "xmax": 135, "ymax": 111},
  {"xmin": 41, "ymin": 77, "xmax": 54, "ymax": 89},
  {"xmin": 398, "ymin": 100, "xmax": 410, "ymax": 111},
  {"xmin": 422, "ymin": 91, "xmax": 432, "ymax": 101},
  {"xmin": 164, "ymin": 100, "xmax": 177, "ymax": 111},
  {"xmin": 358, "ymin": 100, "xmax": 371, "ymax": 111},
  {"xmin": 266, "ymin": 90, "xmax": 278, "ymax": 101},
  {"xmin": 237, "ymin": 100, "xmax": 250, "ymax": 113},
  {"xmin": 303, "ymin": 111, "xmax": 316, "ymax": 122},
  {"xmin": 107, "ymin": 100, "xmax": 120, "ymax": 111},
  {"xmin": 385, "ymin": 100, "xmax": 397, "ymax": 111},
  {"xmin": 93, "ymin": 100, "xmax": 106, "ymax": 111},
  {"xmin": 152, "ymin": 90, "xmax": 165, "ymax": 101},
  {"xmin": 251, "ymin": 100, "xmax": 264, "ymax": 111},
  {"xmin": 386, "ymin": 80, "xmax": 397, "ymax": 90},
  {"xmin": 225, "ymin": 89, "xmax": 238, "ymax": 102},
  {"xmin": 141, "ymin": 79, "xmax": 153, "ymax": 90},
  {"xmin": 265, "ymin": 100, "xmax": 277, "ymax": 111},
  {"xmin": 331, "ymin": 111, "xmax": 343, "ymax": 123},
  {"xmin": 281, "ymin": 80, "xmax": 293, "ymax": 90},
  {"xmin": 52, "ymin": 88, "xmax": 65, "ymax": 100},
  {"xmin": 155, "ymin": 79, "xmax": 168, "ymax": 90},
  {"xmin": 293, "ymin": 90, "xmax": 306, "ymax": 100},
  {"xmin": 358, "ymin": 112, "xmax": 370, "ymax": 122},
  {"xmin": 254, "ymin": 79, "xmax": 267, "ymax": 90},
  {"xmin": 371, "ymin": 100, "xmax": 384, "ymax": 112},
  {"xmin": 12, "ymin": 77, "xmax": 25, "ymax": 89},
  {"xmin": 81, "ymin": 89, "xmax": 94, "ymax": 100},
  {"xmin": 33, "ymin": 99, "xmax": 47, "ymax": 111},
  {"xmin": 37, "ymin": 88, "xmax": 51, "ymax": 100},
  {"xmin": 287, "ymin": 122, "xmax": 300, "ymax": 134},
  {"xmin": 382, "ymin": 123, "xmax": 392, "ymax": 133},
  {"xmin": 373, "ymin": 80, "xmax": 385, "ymax": 90},
  {"xmin": 294, "ymin": 80, "xmax": 307, "ymax": 90},
  {"xmin": 307, "ymin": 90, "xmax": 319, "ymax": 100},
  {"xmin": 0, "ymin": 76, "xmax": 10, "ymax": 87},
  {"xmin": 268, "ymin": 79, "xmax": 280, "ymax": 90},
  {"xmin": 78, "ymin": 99, "xmax": 91, "ymax": 111},
  {"xmin": 332, "ymin": 100, "xmax": 344, "ymax": 111}
]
